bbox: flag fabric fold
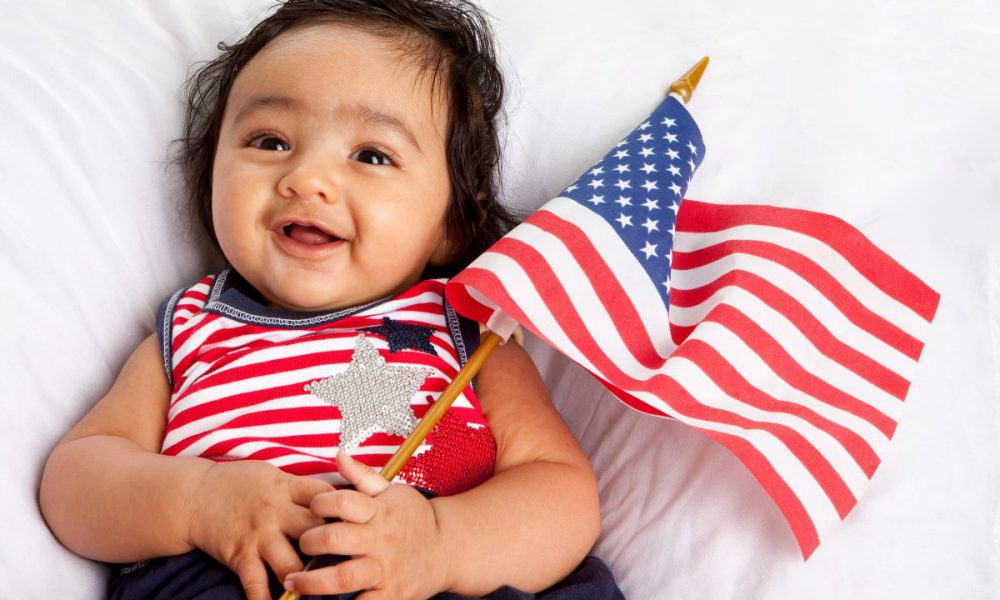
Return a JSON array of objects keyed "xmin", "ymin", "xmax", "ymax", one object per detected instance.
[{"xmin": 446, "ymin": 94, "xmax": 940, "ymax": 558}]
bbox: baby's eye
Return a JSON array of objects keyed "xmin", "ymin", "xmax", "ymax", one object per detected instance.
[
  {"xmin": 248, "ymin": 135, "xmax": 290, "ymax": 152},
  {"xmin": 351, "ymin": 148, "xmax": 394, "ymax": 166}
]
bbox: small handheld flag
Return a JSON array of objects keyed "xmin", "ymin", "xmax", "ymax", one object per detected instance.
[{"xmin": 447, "ymin": 58, "xmax": 939, "ymax": 558}]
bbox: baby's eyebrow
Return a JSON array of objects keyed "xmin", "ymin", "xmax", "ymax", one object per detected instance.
[
  {"xmin": 231, "ymin": 95, "xmax": 422, "ymax": 153},
  {"xmin": 231, "ymin": 94, "xmax": 301, "ymax": 126},
  {"xmin": 343, "ymin": 103, "xmax": 422, "ymax": 153}
]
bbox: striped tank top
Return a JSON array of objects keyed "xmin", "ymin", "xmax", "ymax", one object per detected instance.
[{"xmin": 155, "ymin": 269, "xmax": 496, "ymax": 496}]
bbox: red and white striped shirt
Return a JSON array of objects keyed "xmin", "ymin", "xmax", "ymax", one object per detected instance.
[{"xmin": 156, "ymin": 269, "xmax": 496, "ymax": 496}]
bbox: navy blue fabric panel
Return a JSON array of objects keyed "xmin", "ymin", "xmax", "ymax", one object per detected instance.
[
  {"xmin": 108, "ymin": 549, "xmax": 270, "ymax": 600},
  {"xmin": 154, "ymin": 290, "xmax": 182, "ymax": 391},
  {"xmin": 108, "ymin": 554, "xmax": 622, "ymax": 600},
  {"xmin": 202, "ymin": 268, "xmax": 396, "ymax": 329},
  {"xmin": 457, "ymin": 313, "xmax": 481, "ymax": 359}
]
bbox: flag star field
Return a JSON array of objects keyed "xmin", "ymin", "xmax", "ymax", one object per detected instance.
[{"xmin": 560, "ymin": 95, "xmax": 705, "ymax": 305}]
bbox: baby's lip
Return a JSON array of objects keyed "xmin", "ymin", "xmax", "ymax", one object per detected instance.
[
  {"xmin": 272, "ymin": 217, "xmax": 345, "ymax": 241},
  {"xmin": 271, "ymin": 217, "xmax": 351, "ymax": 258}
]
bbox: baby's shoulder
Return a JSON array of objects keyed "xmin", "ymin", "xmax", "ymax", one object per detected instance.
[{"xmin": 155, "ymin": 272, "xmax": 219, "ymax": 340}]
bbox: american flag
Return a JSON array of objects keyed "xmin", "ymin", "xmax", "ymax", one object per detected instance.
[{"xmin": 446, "ymin": 94, "xmax": 940, "ymax": 558}]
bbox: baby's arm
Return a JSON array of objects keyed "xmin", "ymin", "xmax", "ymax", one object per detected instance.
[
  {"xmin": 287, "ymin": 339, "xmax": 601, "ymax": 598},
  {"xmin": 430, "ymin": 339, "xmax": 602, "ymax": 593},
  {"xmin": 39, "ymin": 334, "xmax": 332, "ymax": 600}
]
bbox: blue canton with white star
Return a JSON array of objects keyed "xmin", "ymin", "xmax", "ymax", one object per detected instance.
[{"xmin": 558, "ymin": 95, "xmax": 705, "ymax": 306}]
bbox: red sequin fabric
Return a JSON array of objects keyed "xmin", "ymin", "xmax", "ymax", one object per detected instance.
[{"xmin": 399, "ymin": 409, "xmax": 497, "ymax": 496}]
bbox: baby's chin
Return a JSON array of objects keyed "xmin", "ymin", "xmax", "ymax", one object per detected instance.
[
  {"xmin": 262, "ymin": 280, "xmax": 385, "ymax": 314},
  {"xmin": 266, "ymin": 289, "xmax": 359, "ymax": 313}
]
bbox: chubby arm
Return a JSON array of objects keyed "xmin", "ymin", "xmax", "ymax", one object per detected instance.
[
  {"xmin": 39, "ymin": 334, "xmax": 207, "ymax": 560},
  {"xmin": 288, "ymin": 338, "xmax": 601, "ymax": 598},
  {"xmin": 431, "ymin": 338, "xmax": 601, "ymax": 594},
  {"xmin": 39, "ymin": 334, "xmax": 330, "ymax": 600}
]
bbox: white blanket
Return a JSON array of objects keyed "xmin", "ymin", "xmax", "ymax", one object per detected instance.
[{"xmin": 3, "ymin": 1, "xmax": 997, "ymax": 597}]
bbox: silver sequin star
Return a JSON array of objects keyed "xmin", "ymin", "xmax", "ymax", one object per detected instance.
[{"xmin": 304, "ymin": 334, "xmax": 432, "ymax": 451}]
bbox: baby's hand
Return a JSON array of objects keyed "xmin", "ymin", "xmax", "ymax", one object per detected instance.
[
  {"xmin": 187, "ymin": 460, "xmax": 333, "ymax": 600},
  {"xmin": 284, "ymin": 452, "xmax": 449, "ymax": 599}
]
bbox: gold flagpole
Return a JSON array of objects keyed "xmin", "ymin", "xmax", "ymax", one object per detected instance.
[{"xmin": 669, "ymin": 56, "xmax": 709, "ymax": 103}]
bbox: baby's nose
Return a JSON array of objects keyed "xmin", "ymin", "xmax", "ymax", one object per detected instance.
[{"xmin": 278, "ymin": 156, "xmax": 341, "ymax": 203}]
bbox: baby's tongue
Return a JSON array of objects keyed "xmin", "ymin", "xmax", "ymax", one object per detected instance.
[{"xmin": 286, "ymin": 224, "xmax": 336, "ymax": 245}]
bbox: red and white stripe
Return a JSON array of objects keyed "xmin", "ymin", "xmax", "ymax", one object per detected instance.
[
  {"xmin": 162, "ymin": 277, "xmax": 487, "ymax": 487},
  {"xmin": 447, "ymin": 198, "xmax": 939, "ymax": 558}
]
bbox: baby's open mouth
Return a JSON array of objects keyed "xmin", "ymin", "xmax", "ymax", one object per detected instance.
[{"xmin": 282, "ymin": 223, "xmax": 340, "ymax": 246}]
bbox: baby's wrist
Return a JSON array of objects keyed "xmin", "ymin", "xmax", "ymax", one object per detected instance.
[
  {"xmin": 427, "ymin": 497, "xmax": 463, "ymax": 595},
  {"xmin": 181, "ymin": 459, "xmax": 219, "ymax": 551}
]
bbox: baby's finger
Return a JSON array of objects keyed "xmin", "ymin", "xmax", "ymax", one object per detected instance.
[
  {"xmin": 258, "ymin": 531, "xmax": 305, "ymax": 583},
  {"xmin": 285, "ymin": 556, "xmax": 383, "ymax": 596},
  {"xmin": 233, "ymin": 554, "xmax": 272, "ymax": 600},
  {"xmin": 336, "ymin": 451, "xmax": 391, "ymax": 496},
  {"xmin": 310, "ymin": 489, "xmax": 378, "ymax": 523},
  {"xmin": 281, "ymin": 503, "xmax": 327, "ymax": 539},
  {"xmin": 298, "ymin": 520, "xmax": 374, "ymax": 557},
  {"xmin": 287, "ymin": 473, "xmax": 335, "ymax": 506}
]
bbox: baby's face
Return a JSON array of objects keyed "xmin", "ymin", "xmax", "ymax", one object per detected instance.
[{"xmin": 211, "ymin": 23, "xmax": 452, "ymax": 311}]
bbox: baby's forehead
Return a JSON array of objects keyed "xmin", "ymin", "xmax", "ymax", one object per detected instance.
[
  {"xmin": 265, "ymin": 21, "xmax": 445, "ymax": 77},
  {"xmin": 250, "ymin": 23, "xmax": 448, "ymax": 97}
]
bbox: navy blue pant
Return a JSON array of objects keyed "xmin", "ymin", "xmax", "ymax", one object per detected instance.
[{"xmin": 107, "ymin": 551, "xmax": 623, "ymax": 600}]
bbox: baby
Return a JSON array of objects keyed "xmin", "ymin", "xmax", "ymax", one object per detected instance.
[{"xmin": 39, "ymin": 1, "xmax": 622, "ymax": 599}]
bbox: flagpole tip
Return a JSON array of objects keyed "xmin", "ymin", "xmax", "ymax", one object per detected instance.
[{"xmin": 668, "ymin": 56, "xmax": 710, "ymax": 104}]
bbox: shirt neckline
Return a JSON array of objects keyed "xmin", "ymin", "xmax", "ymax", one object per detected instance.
[{"xmin": 202, "ymin": 268, "xmax": 393, "ymax": 328}]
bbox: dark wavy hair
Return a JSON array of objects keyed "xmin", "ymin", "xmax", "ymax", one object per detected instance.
[{"xmin": 174, "ymin": 0, "xmax": 517, "ymax": 278}]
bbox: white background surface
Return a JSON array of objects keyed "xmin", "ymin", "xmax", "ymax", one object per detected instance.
[{"xmin": 2, "ymin": 1, "xmax": 997, "ymax": 597}]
